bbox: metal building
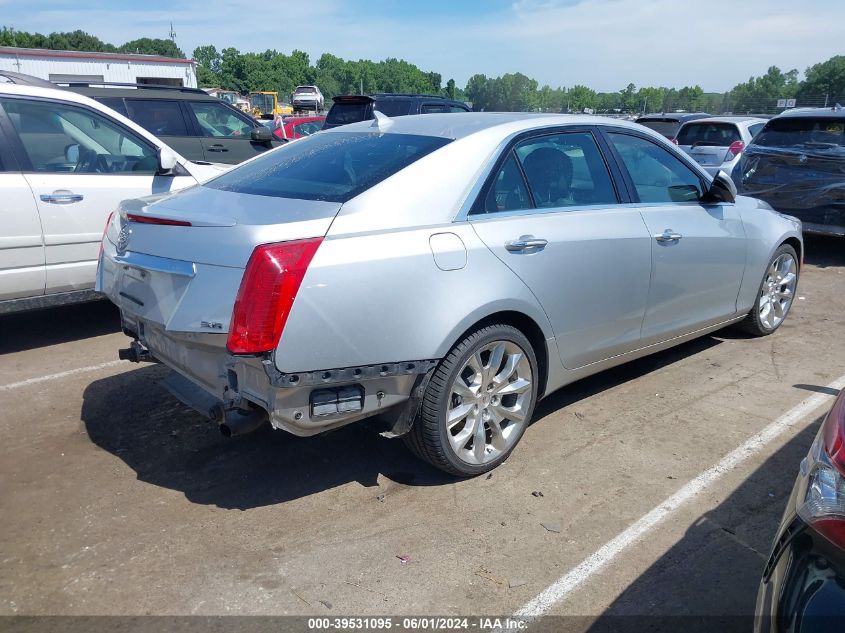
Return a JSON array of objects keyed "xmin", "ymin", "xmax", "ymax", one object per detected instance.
[{"xmin": 0, "ymin": 47, "xmax": 197, "ymax": 87}]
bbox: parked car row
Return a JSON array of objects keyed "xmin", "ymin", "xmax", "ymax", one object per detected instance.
[{"xmin": 0, "ymin": 81, "xmax": 228, "ymax": 313}]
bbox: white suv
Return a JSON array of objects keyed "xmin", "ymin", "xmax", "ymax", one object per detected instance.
[
  {"xmin": 291, "ymin": 85, "xmax": 324, "ymax": 113},
  {"xmin": 0, "ymin": 82, "xmax": 228, "ymax": 314}
]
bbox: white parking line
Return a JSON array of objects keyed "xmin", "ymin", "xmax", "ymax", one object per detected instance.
[
  {"xmin": 500, "ymin": 374, "xmax": 845, "ymax": 628},
  {"xmin": 0, "ymin": 360, "xmax": 126, "ymax": 392}
]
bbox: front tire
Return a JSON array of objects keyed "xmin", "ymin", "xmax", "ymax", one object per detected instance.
[
  {"xmin": 738, "ymin": 244, "xmax": 799, "ymax": 336},
  {"xmin": 404, "ymin": 324, "xmax": 539, "ymax": 476}
]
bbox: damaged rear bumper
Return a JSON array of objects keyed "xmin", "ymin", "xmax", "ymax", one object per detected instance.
[{"xmin": 119, "ymin": 310, "xmax": 437, "ymax": 437}]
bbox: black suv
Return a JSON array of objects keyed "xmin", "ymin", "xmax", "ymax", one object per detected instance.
[
  {"xmin": 635, "ymin": 112, "xmax": 712, "ymax": 139},
  {"xmin": 323, "ymin": 93, "xmax": 471, "ymax": 130},
  {"xmin": 735, "ymin": 105, "xmax": 845, "ymax": 237},
  {"xmin": 64, "ymin": 84, "xmax": 282, "ymax": 164}
]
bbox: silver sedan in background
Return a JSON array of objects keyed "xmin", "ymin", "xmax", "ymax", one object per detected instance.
[{"xmin": 97, "ymin": 113, "xmax": 802, "ymax": 476}]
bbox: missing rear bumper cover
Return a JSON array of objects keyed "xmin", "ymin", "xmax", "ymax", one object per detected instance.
[{"xmin": 263, "ymin": 359, "xmax": 439, "ymax": 388}]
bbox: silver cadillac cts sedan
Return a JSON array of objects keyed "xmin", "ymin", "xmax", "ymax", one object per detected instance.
[{"xmin": 97, "ymin": 112, "xmax": 803, "ymax": 476}]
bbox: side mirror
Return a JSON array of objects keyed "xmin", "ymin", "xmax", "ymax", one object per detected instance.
[
  {"xmin": 704, "ymin": 170, "xmax": 737, "ymax": 204},
  {"xmin": 251, "ymin": 126, "xmax": 273, "ymax": 145},
  {"xmin": 157, "ymin": 147, "xmax": 179, "ymax": 175}
]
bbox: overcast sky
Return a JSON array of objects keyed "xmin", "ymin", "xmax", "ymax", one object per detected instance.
[{"xmin": 4, "ymin": 0, "xmax": 843, "ymax": 91}]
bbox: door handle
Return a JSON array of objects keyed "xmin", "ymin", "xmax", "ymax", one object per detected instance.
[
  {"xmin": 207, "ymin": 144, "xmax": 229, "ymax": 152},
  {"xmin": 40, "ymin": 192, "xmax": 84, "ymax": 204},
  {"xmin": 654, "ymin": 230, "xmax": 683, "ymax": 243},
  {"xmin": 505, "ymin": 236, "xmax": 548, "ymax": 252}
]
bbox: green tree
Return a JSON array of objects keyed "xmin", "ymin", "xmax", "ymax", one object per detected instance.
[
  {"xmin": 119, "ymin": 37, "xmax": 183, "ymax": 58},
  {"xmin": 799, "ymin": 55, "xmax": 845, "ymax": 105}
]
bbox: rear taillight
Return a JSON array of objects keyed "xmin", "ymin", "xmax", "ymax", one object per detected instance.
[
  {"xmin": 227, "ymin": 238, "xmax": 323, "ymax": 354},
  {"xmin": 726, "ymin": 140, "xmax": 745, "ymax": 159},
  {"xmin": 126, "ymin": 213, "xmax": 191, "ymax": 227},
  {"xmin": 798, "ymin": 390, "xmax": 845, "ymax": 548},
  {"xmin": 98, "ymin": 212, "xmax": 114, "ymax": 261}
]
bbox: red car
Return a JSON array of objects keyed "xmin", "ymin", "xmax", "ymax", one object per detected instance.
[{"xmin": 272, "ymin": 115, "xmax": 326, "ymax": 141}]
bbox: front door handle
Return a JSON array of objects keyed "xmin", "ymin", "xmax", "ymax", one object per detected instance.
[
  {"xmin": 207, "ymin": 144, "xmax": 229, "ymax": 153},
  {"xmin": 654, "ymin": 230, "xmax": 683, "ymax": 243},
  {"xmin": 40, "ymin": 191, "xmax": 84, "ymax": 204},
  {"xmin": 505, "ymin": 236, "xmax": 548, "ymax": 252}
]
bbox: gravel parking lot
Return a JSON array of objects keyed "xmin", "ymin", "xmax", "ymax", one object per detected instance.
[{"xmin": 1, "ymin": 235, "xmax": 843, "ymax": 626}]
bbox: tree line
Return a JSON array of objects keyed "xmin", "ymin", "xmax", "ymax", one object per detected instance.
[{"xmin": 3, "ymin": 27, "xmax": 844, "ymax": 114}]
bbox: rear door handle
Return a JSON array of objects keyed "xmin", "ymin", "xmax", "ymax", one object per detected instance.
[
  {"xmin": 654, "ymin": 230, "xmax": 683, "ymax": 243},
  {"xmin": 505, "ymin": 236, "xmax": 548, "ymax": 252},
  {"xmin": 207, "ymin": 144, "xmax": 229, "ymax": 152},
  {"xmin": 40, "ymin": 192, "xmax": 84, "ymax": 204}
]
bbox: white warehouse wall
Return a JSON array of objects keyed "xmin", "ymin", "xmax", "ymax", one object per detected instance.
[{"xmin": 0, "ymin": 50, "xmax": 197, "ymax": 87}]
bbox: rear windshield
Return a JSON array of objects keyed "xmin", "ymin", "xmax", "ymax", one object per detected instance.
[
  {"xmin": 754, "ymin": 117, "xmax": 845, "ymax": 148},
  {"xmin": 205, "ymin": 132, "xmax": 451, "ymax": 203},
  {"xmin": 676, "ymin": 122, "xmax": 741, "ymax": 147},
  {"xmin": 325, "ymin": 102, "xmax": 371, "ymax": 126},
  {"xmin": 636, "ymin": 119, "xmax": 679, "ymax": 137},
  {"xmin": 295, "ymin": 87, "xmax": 315, "ymax": 94}
]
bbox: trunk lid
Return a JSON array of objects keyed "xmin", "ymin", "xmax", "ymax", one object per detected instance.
[
  {"xmin": 105, "ymin": 186, "xmax": 340, "ymax": 333},
  {"xmin": 683, "ymin": 143, "xmax": 731, "ymax": 166}
]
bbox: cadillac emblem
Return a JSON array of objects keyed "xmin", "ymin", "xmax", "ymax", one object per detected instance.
[{"xmin": 116, "ymin": 225, "xmax": 130, "ymax": 255}]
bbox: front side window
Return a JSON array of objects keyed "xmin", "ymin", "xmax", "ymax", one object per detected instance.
[
  {"xmin": 421, "ymin": 103, "xmax": 448, "ymax": 114},
  {"xmin": 292, "ymin": 121, "xmax": 323, "ymax": 137},
  {"xmin": 608, "ymin": 133, "xmax": 704, "ymax": 203},
  {"xmin": 124, "ymin": 99, "xmax": 188, "ymax": 137},
  {"xmin": 188, "ymin": 102, "xmax": 253, "ymax": 138},
  {"xmin": 2, "ymin": 98, "xmax": 158, "ymax": 174},
  {"xmin": 205, "ymin": 131, "xmax": 451, "ymax": 203}
]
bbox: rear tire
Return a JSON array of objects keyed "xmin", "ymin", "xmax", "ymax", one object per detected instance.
[
  {"xmin": 404, "ymin": 324, "xmax": 539, "ymax": 477},
  {"xmin": 737, "ymin": 243, "xmax": 799, "ymax": 336}
]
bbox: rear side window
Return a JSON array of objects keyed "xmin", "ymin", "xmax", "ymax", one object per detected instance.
[
  {"xmin": 676, "ymin": 122, "xmax": 741, "ymax": 147},
  {"xmin": 748, "ymin": 122, "xmax": 765, "ymax": 138},
  {"xmin": 474, "ymin": 131, "xmax": 618, "ymax": 214},
  {"xmin": 325, "ymin": 102, "xmax": 371, "ymax": 126},
  {"xmin": 754, "ymin": 117, "xmax": 845, "ymax": 148},
  {"xmin": 449, "ymin": 105, "xmax": 469, "ymax": 113},
  {"xmin": 421, "ymin": 103, "xmax": 448, "ymax": 114},
  {"xmin": 124, "ymin": 99, "xmax": 188, "ymax": 137},
  {"xmin": 205, "ymin": 131, "xmax": 451, "ymax": 203},
  {"xmin": 97, "ymin": 97, "xmax": 128, "ymax": 117},
  {"xmin": 374, "ymin": 100, "xmax": 412, "ymax": 117}
]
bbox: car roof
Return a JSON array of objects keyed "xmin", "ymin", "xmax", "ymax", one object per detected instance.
[
  {"xmin": 680, "ymin": 116, "xmax": 767, "ymax": 125},
  {"xmin": 773, "ymin": 106, "xmax": 845, "ymax": 119},
  {"xmin": 636, "ymin": 112, "xmax": 710, "ymax": 122},
  {"xmin": 321, "ymin": 111, "xmax": 654, "ymax": 141},
  {"xmin": 65, "ymin": 85, "xmax": 217, "ymax": 101}
]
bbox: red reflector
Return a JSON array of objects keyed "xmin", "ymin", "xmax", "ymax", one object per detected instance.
[
  {"xmin": 727, "ymin": 140, "xmax": 745, "ymax": 158},
  {"xmin": 809, "ymin": 517, "xmax": 845, "ymax": 550},
  {"xmin": 126, "ymin": 213, "xmax": 191, "ymax": 227},
  {"xmin": 227, "ymin": 238, "xmax": 323, "ymax": 354}
]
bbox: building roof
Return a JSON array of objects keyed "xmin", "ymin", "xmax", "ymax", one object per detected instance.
[{"xmin": 0, "ymin": 46, "xmax": 194, "ymax": 66}]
